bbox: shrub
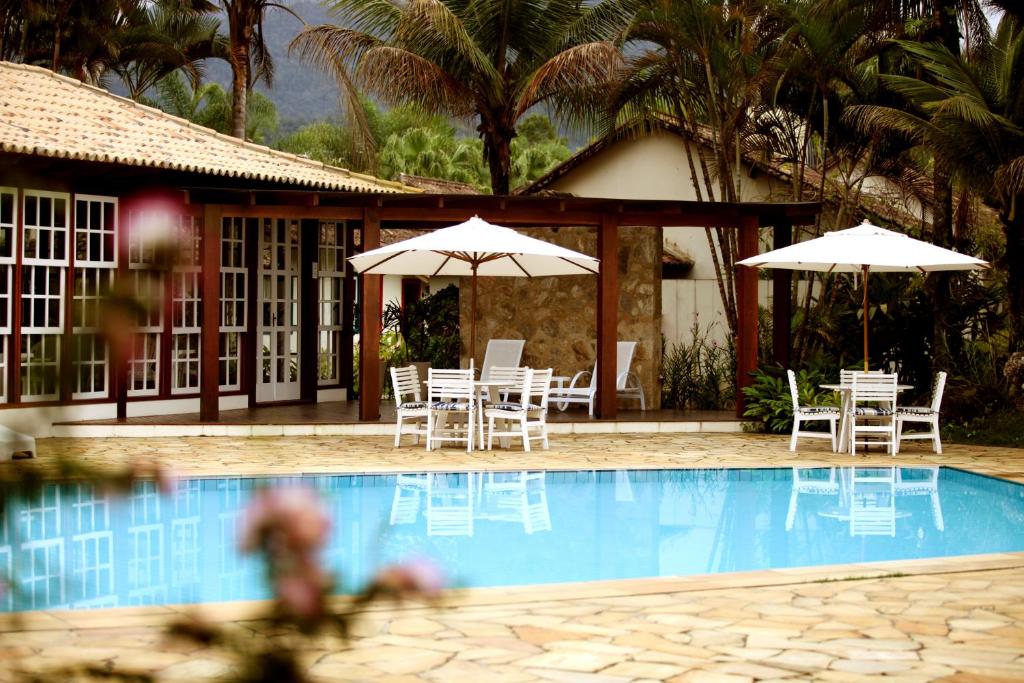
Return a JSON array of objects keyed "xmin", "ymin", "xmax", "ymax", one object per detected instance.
[
  {"xmin": 742, "ymin": 366, "xmax": 838, "ymax": 433},
  {"xmin": 661, "ymin": 321, "xmax": 736, "ymax": 411}
]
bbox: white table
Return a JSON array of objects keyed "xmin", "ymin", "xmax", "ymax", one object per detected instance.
[{"xmin": 820, "ymin": 383, "xmax": 913, "ymax": 453}]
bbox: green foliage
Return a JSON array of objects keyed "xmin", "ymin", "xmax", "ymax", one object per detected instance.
[
  {"xmin": 382, "ymin": 284, "xmax": 461, "ymax": 370},
  {"xmin": 943, "ymin": 409, "xmax": 1024, "ymax": 448},
  {"xmin": 380, "ymin": 127, "xmax": 490, "ymax": 190},
  {"xmin": 661, "ymin": 322, "xmax": 736, "ymax": 411},
  {"xmin": 275, "ymin": 120, "xmax": 356, "ymax": 167},
  {"xmin": 147, "ymin": 70, "xmax": 277, "ymax": 141},
  {"xmin": 742, "ymin": 366, "xmax": 838, "ymax": 434}
]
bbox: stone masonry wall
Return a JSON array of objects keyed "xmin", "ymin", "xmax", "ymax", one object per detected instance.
[{"xmin": 460, "ymin": 226, "xmax": 662, "ymax": 410}]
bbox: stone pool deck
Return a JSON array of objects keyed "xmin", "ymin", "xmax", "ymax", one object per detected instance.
[{"xmin": 3, "ymin": 433, "xmax": 1024, "ymax": 682}]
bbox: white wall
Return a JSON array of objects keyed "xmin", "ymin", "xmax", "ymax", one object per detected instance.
[{"xmin": 546, "ymin": 131, "xmax": 786, "ymax": 347}]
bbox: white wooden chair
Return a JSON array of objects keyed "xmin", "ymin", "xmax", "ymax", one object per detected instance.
[
  {"xmin": 426, "ymin": 368, "xmax": 475, "ymax": 452},
  {"xmin": 390, "ymin": 365, "xmax": 429, "ymax": 447},
  {"xmin": 849, "ymin": 467, "xmax": 897, "ymax": 537},
  {"xmin": 849, "ymin": 373, "xmax": 898, "ymax": 455},
  {"xmin": 0, "ymin": 426, "xmax": 35, "ymax": 460},
  {"xmin": 788, "ymin": 370, "xmax": 840, "ymax": 452},
  {"xmin": 486, "ymin": 368, "xmax": 553, "ymax": 451},
  {"xmin": 550, "ymin": 341, "xmax": 645, "ymax": 416},
  {"xmin": 895, "ymin": 371, "xmax": 946, "ymax": 454},
  {"xmin": 390, "ymin": 473, "xmax": 428, "ymax": 525}
]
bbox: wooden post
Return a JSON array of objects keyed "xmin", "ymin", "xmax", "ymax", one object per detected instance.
[
  {"xmin": 114, "ymin": 195, "xmax": 130, "ymax": 421},
  {"xmin": 300, "ymin": 219, "xmax": 318, "ymax": 402},
  {"xmin": 772, "ymin": 221, "xmax": 792, "ymax": 368},
  {"xmin": 244, "ymin": 217, "xmax": 259, "ymax": 406},
  {"xmin": 596, "ymin": 214, "xmax": 619, "ymax": 419},
  {"xmin": 736, "ymin": 214, "xmax": 760, "ymax": 417},
  {"xmin": 358, "ymin": 207, "xmax": 381, "ymax": 421},
  {"xmin": 199, "ymin": 204, "xmax": 221, "ymax": 422}
]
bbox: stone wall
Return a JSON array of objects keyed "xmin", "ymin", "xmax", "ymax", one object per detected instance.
[{"xmin": 460, "ymin": 226, "xmax": 662, "ymax": 410}]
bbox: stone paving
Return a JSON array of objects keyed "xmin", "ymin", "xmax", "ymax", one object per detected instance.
[{"xmin": 3, "ymin": 433, "xmax": 1024, "ymax": 682}]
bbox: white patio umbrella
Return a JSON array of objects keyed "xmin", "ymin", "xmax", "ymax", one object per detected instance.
[
  {"xmin": 737, "ymin": 220, "xmax": 988, "ymax": 370},
  {"xmin": 348, "ymin": 215, "xmax": 599, "ymax": 359}
]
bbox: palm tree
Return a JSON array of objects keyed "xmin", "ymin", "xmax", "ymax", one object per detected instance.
[
  {"xmin": 608, "ymin": 0, "xmax": 781, "ymax": 335},
  {"xmin": 290, "ymin": 0, "xmax": 636, "ymax": 194},
  {"xmin": 115, "ymin": 0, "xmax": 228, "ymax": 101},
  {"xmin": 850, "ymin": 15, "xmax": 1024, "ymax": 352},
  {"xmin": 219, "ymin": 0, "xmax": 299, "ymax": 139}
]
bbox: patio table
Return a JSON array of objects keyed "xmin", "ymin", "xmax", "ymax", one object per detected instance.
[
  {"xmin": 820, "ymin": 383, "xmax": 912, "ymax": 453},
  {"xmin": 425, "ymin": 379, "xmax": 519, "ymax": 450}
]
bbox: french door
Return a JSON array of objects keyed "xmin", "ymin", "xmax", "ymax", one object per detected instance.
[{"xmin": 256, "ymin": 219, "xmax": 301, "ymax": 402}]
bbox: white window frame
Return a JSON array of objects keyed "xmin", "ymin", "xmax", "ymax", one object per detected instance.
[
  {"xmin": 171, "ymin": 331, "xmax": 200, "ymax": 395},
  {"xmin": 0, "ymin": 187, "xmax": 17, "ymax": 264},
  {"xmin": 20, "ymin": 331, "xmax": 60, "ymax": 401},
  {"xmin": 22, "ymin": 190, "xmax": 70, "ymax": 267},
  {"xmin": 219, "ymin": 331, "xmax": 241, "ymax": 391},
  {"xmin": 317, "ymin": 221, "xmax": 345, "ymax": 386},
  {"xmin": 74, "ymin": 194, "xmax": 117, "ymax": 266}
]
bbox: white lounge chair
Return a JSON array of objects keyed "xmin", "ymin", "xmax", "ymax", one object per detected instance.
[
  {"xmin": 788, "ymin": 370, "xmax": 840, "ymax": 452},
  {"xmin": 0, "ymin": 425, "xmax": 35, "ymax": 460},
  {"xmin": 849, "ymin": 373, "xmax": 898, "ymax": 455},
  {"xmin": 426, "ymin": 368, "xmax": 475, "ymax": 452},
  {"xmin": 390, "ymin": 365, "xmax": 429, "ymax": 447},
  {"xmin": 486, "ymin": 368, "xmax": 553, "ymax": 451},
  {"xmin": 480, "ymin": 339, "xmax": 525, "ymax": 400},
  {"xmin": 550, "ymin": 341, "xmax": 645, "ymax": 416},
  {"xmin": 785, "ymin": 467, "xmax": 839, "ymax": 530},
  {"xmin": 426, "ymin": 472, "xmax": 474, "ymax": 536},
  {"xmin": 895, "ymin": 371, "xmax": 946, "ymax": 454}
]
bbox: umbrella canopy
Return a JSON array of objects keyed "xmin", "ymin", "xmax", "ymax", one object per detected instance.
[
  {"xmin": 737, "ymin": 220, "xmax": 988, "ymax": 369},
  {"xmin": 349, "ymin": 215, "xmax": 600, "ymax": 359}
]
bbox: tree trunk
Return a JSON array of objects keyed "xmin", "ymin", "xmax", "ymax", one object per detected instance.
[
  {"xmin": 230, "ymin": 43, "xmax": 249, "ymax": 139},
  {"xmin": 1005, "ymin": 202, "xmax": 1024, "ymax": 353},
  {"xmin": 484, "ymin": 129, "xmax": 512, "ymax": 195},
  {"xmin": 928, "ymin": 162, "xmax": 958, "ymax": 369}
]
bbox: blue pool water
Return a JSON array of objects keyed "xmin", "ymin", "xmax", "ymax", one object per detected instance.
[{"xmin": 3, "ymin": 466, "xmax": 1024, "ymax": 612}]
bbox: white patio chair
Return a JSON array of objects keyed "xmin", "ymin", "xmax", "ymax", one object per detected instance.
[
  {"xmin": 486, "ymin": 368, "xmax": 553, "ymax": 451},
  {"xmin": 788, "ymin": 370, "xmax": 840, "ymax": 452},
  {"xmin": 0, "ymin": 426, "xmax": 35, "ymax": 460},
  {"xmin": 426, "ymin": 472, "xmax": 474, "ymax": 536},
  {"xmin": 849, "ymin": 373, "xmax": 898, "ymax": 455},
  {"xmin": 895, "ymin": 371, "xmax": 946, "ymax": 454},
  {"xmin": 785, "ymin": 467, "xmax": 838, "ymax": 530},
  {"xmin": 550, "ymin": 341, "xmax": 646, "ymax": 416},
  {"xmin": 426, "ymin": 368, "xmax": 475, "ymax": 452},
  {"xmin": 390, "ymin": 365, "xmax": 429, "ymax": 447},
  {"xmin": 849, "ymin": 467, "xmax": 897, "ymax": 537},
  {"xmin": 480, "ymin": 339, "xmax": 525, "ymax": 401}
]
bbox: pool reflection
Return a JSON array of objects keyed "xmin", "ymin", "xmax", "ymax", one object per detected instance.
[{"xmin": 3, "ymin": 467, "xmax": 1023, "ymax": 612}]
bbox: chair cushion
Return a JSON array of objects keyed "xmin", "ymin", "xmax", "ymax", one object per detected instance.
[
  {"xmin": 399, "ymin": 401, "xmax": 428, "ymax": 410},
  {"xmin": 486, "ymin": 402, "xmax": 542, "ymax": 412},
  {"xmin": 798, "ymin": 406, "xmax": 839, "ymax": 415},
  {"xmin": 853, "ymin": 406, "xmax": 894, "ymax": 416},
  {"xmin": 431, "ymin": 401, "xmax": 471, "ymax": 411},
  {"xmin": 897, "ymin": 406, "xmax": 936, "ymax": 416}
]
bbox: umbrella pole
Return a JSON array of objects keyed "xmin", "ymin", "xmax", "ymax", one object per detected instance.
[
  {"xmin": 470, "ymin": 264, "xmax": 478, "ymax": 366},
  {"xmin": 862, "ymin": 264, "xmax": 869, "ymax": 371}
]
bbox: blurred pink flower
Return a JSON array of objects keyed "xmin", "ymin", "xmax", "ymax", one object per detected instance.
[
  {"xmin": 240, "ymin": 487, "xmax": 331, "ymax": 555},
  {"xmin": 374, "ymin": 555, "xmax": 446, "ymax": 599},
  {"xmin": 276, "ymin": 563, "xmax": 330, "ymax": 620}
]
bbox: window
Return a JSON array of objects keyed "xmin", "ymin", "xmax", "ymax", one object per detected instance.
[
  {"xmin": 72, "ymin": 196, "xmax": 117, "ymax": 399},
  {"xmin": 22, "ymin": 190, "xmax": 68, "ymax": 265},
  {"xmin": 317, "ymin": 222, "xmax": 345, "ymax": 385},
  {"xmin": 21, "ymin": 265, "xmax": 63, "ymax": 330},
  {"xmin": 0, "ymin": 187, "xmax": 16, "ymax": 261},
  {"xmin": 74, "ymin": 195, "xmax": 116, "ymax": 265},
  {"xmin": 73, "ymin": 334, "xmax": 107, "ymax": 398},
  {"xmin": 171, "ymin": 332, "xmax": 200, "ymax": 394},
  {"xmin": 171, "ymin": 218, "xmax": 201, "ymax": 394},
  {"xmin": 21, "ymin": 333, "xmax": 59, "ymax": 400},
  {"xmin": 18, "ymin": 484, "xmax": 63, "ymax": 609},
  {"xmin": 219, "ymin": 332, "xmax": 241, "ymax": 390},
  {"xmin": 129, "ymin": 332, "xmax": 159, "ymax": 396}
]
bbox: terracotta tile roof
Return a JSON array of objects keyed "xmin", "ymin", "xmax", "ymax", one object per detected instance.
[
  {"xmin": 0, "ymin": 62, "xmax": 412, "ymax": 194},
  {"xmin": 397, "ymin": 173, "xmax": 480, "ymax": 194}
]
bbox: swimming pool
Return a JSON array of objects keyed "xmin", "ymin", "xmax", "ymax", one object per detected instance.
[{"xmin": 4, "ymin": 466, "xmax": 1024, "ymax": 612}]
